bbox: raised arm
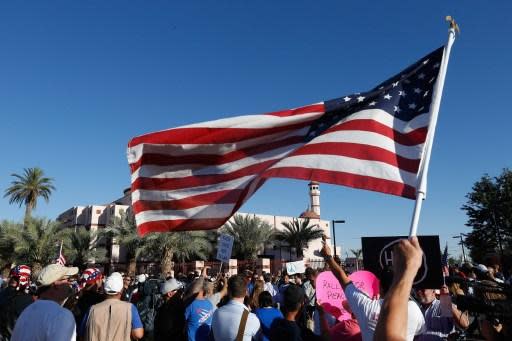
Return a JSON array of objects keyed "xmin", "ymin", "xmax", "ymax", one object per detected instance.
[
  {"xmin": 218, "ymin": 276, "xmax": 228, "ymax": 299},
  {"xmin": 321, "ymin": 241, "xmax": 351, "ymax": 289},
  {"xmin": 373, "ymin": 237, "xmax": 423, "ymax": 341}
]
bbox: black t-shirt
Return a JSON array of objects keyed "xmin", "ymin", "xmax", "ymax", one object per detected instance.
[
  {"xmin": 75, "ymin": 289, "xmax": 104, "ymax": 325},
  {"xmin": 0, "ymin": 289, "xmax": 33, "ymax": 339},
  {"xmin": 269, "ymin": 318, "xmax": 326, "ymax": 341},
  {"xmin": 154, "ymin": 296, "xmax": 186, "ymax": 341}
]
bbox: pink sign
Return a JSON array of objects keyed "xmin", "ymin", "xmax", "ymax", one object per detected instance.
[{"xmin": 315, "ymin": 270, "xmax": 380, "ymax": 321}]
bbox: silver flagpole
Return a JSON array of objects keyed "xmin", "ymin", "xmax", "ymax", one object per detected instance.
[{"xmin": 409, "ymin": 18, "xmax": 458, "ymax": 237}]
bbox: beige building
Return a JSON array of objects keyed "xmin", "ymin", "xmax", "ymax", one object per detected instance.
[
  {"xmin": 57, "ymin": 182, "xmax": 336, "ymax": 264},
  {"xmin": 57, "ymin": 189, "xmax": 131, "ymax": 263}
]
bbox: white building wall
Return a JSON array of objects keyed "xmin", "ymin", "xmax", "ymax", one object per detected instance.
[{"xmin": 57, "ymin": 204, "xmax": 129, "ymax": 264}]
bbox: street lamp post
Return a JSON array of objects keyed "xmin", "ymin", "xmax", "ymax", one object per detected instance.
[
  {"xmin": 452, "ymin": 233, "xmax": 467, "ymax": 263},
  {"xmin": 331, "ymin": 220, "xmax": 346, "ymax": 257}
]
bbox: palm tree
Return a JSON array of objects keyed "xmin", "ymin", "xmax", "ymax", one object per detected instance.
[
  {"xmin": 0, "ymin": 218, "xmax": 62, "ymax": 275},
  {"xmin": 0, "ymin": 220, "xmax": 22, "ymax": 277},
  {"xmin": 276, "ymin": 218, "xmax": 324, "ymax": 258},
  {"xmin": 61, "ymin": 228, "xmax": 107, "ymax": 269},
  {"xmin": 142, "ymin": 231, "xmax": 211, "ymax": 275},
  {"xmin": 4, "ymin": 167, "xmax": 55, "ymax": 224},
  {"xmin": 221, "ymin": 214, "xmax": 274, "ymax": 260},
  {"xmin": 173, "ymin": 231, "xmax": 211, "ymax": 265},
  {"xmin": 205, "ymin": 230, "xmax": 220, "ymax": 259},
  {"xmin": 350, "ymin": 248, "xmax": 362, "ymax": 270},
  {"xmin": 101, "ymin": 210, "xmax": 144, "ymax": 275}
]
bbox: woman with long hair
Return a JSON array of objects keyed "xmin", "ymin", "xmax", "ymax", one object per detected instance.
[{"xmin": 249, "ymin": 279, "xmax": 264, "ymax": 310}]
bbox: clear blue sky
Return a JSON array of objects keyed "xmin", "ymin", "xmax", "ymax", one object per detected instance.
[{"xmin": 1, "ymin": 1, "xmax": 511, "ymax": 259}]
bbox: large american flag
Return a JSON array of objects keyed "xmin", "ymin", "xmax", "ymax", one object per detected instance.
[{"xmin": 128, "ymin": 46, "xmax": 445, "ymax": 235}]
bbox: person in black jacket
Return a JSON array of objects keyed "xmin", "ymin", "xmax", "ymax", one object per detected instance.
[
  {"xmin": 0, "ymin": 267, "xmax": 34, "ymax": 341},
  {"xmin": 154, "ymin": 278, "xmax": 186, "ymax": 341}
]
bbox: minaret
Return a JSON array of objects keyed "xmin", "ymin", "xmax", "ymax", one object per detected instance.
[{"xmin": 308, "ymin": 181, "xmax": 320, "ymax": 217}]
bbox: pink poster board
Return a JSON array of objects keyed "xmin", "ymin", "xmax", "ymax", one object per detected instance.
[{"xmin": 315, "ymin": 270, "xmax": 380, "ymax": 321}]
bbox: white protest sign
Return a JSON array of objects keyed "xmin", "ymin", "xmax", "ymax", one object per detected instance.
[
  {"xmin": 285, "ymin": 260, "xmax": 306, "ymax": 275},
  {"xmin": 216, "ymin": 234, "xmax": 234, "ymax": 263}
]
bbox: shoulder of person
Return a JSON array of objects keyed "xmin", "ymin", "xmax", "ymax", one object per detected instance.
[
  {"xmin": 248, "ymin": 310, "xmax": 259, "ymax": 318},
  {"xmin": 345, "ymin": 282, "xmax": 372, "ymax": 301},
  {"xmin": 407, "ymin": 300, "xmax": 426, "ymax": 329}
]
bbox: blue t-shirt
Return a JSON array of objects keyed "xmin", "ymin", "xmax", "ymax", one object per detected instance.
[
  {"xmin": 247, "ymin": 282, "xmax": 255, "ymax": 296},
  {"xmin": 131, "ymin": 304, "xmax": 143, "ymax": 329},
  {"xmin": 185, "ymin": 298, "xmax": 214, "ymax": 341},
  {"xmin": 255, "ymin": 307, "xmax": 283, "ymax": 341}
]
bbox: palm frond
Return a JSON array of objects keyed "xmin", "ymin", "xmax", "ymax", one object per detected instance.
[
  {"xmin": 220, "ymin": 214, "xmax": 274, "ymax": 260},
  {"xmin": 277, "ymin": 218, "xmax": 324, "ymax": 258}
]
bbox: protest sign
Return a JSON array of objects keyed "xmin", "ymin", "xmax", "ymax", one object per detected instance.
[
  {"xmin": 216, "ymin": 234, "xmax": 234, "ymax": 263},
  {"xmin": 285, "ymin": 260, "xmax": 305, "ymax": 275},
  {"xmin": 361, "ymin": 235, "xmax": 443, "ymax": 289},
  {"xmin": 316, "ymin": 270, "xmax": 380, "ymax": 321}
]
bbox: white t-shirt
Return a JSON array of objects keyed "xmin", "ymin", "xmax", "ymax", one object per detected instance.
[
  {"xmin": 211, "ymin": 300, "xmax": 260, "ymax": 341},
  {"xmin": 263, "ymin": 282, "xmax": 278, "ymax": 297},
  {"xmin": 344, "ymin": 283, "xmax": 425, "ymax": 341},
  {"xmin": 12, "ymin": 299, "xmax": 76, "ymax": 341}
]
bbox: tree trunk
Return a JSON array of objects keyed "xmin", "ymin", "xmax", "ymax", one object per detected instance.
[
  {"xmin": 24, "ymin": 205, "xmax": 32, "ymax": 228},
  {"xmin": 161, "ymin": 248, "xmax": 174, "ymax": 276},
  {"xmin": 31, "ymin": 262, "xmax": 42, "ymax": 280},
  {"xmin": 296, "ymin": 243, "xmax": 303, "ymax": 259},
  {"xmin": 127, "ymin": 257, "xmax": 137, "ymax": 276},
  {"xmin": 1, "ymin": 264, "xmax": 12, "ymax": 279}
]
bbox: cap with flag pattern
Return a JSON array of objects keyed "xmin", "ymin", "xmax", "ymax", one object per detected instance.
[
  {"xmin": 10, "ymin": 265, "xmax": 31, "ymax": 288},
  {"xmin": 80, "ymin": 268, "xmax": 103, "ymax": 287}
]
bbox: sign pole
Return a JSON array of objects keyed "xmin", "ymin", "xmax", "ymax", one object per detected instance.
[{"xmin": 409, "ymin": 19, "xmax": 457, "ymax": 237}]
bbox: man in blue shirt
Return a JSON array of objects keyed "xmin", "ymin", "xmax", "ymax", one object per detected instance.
[
  {"xmin": 415, "ymin": 287, "xmax": 469, "ymax": 340},
  {"xmin": 212, "ymin": 275, "xmax": 261, "ymax": 340},
  {"xmin": 185, "ymin": 278, "xmax": 215, "ymax": 341}
]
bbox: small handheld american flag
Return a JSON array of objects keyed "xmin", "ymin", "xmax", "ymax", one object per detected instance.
[
  {"xmin": 56, "ymin": 240, "xmax": 66, "ymax": 266},
  {"xmin": 441, "ymin": 243, "xmax": 449, "ymax": 277}
]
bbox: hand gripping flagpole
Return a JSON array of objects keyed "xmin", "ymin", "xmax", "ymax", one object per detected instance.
[{"xmin": 409, "ymin": 18, "xmax": 458, "ymax": 237}]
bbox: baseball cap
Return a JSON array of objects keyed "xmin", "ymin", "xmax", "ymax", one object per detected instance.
[
  {"xmin": 160, "ymin": 278, "xmax": 182, "ymax": 295},
  {"xmin": 104, "ymin": 272, "xmax": 124, "ymax": 295},
  {"xmin": 475, "ymin": 264, "xmax": 489, "ymax": 273},
  {"xmin": 10, "ymin": 265, "xmax": 32, "ymax": 287},
  {"xmin": 37, "ymin": 264, "xmax": 79, "ymax": 287},
  {"xmin": 80, "ymin": 268, "xmax": 103, "ymax": 286},
  {"xmin": 136, "ymin": 274, "xmax": 147, "ymax": 284}
]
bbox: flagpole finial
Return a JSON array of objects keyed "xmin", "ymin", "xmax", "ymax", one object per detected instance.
[{"xmin": 445, "ymin": 16, "xmax": 460, "ymax": 35}]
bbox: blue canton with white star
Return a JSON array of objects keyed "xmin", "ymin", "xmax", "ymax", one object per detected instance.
[{"xmin": 306, "ymin": 46, "xmax": 444, "ymax": 141}]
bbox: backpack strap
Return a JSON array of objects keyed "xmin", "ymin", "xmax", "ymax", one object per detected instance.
[{"xmin": 235, "ymin": 308, "xmax": 250, "ymax": 341}]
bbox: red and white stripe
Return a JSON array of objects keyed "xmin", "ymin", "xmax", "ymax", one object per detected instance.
[
  {"xmin": 128, "ymin": 101, "xmax": 430, "ymax": 235},
  {"xmin": 57, "ymin": 253, "xmax": 66, "ymax": 266}
]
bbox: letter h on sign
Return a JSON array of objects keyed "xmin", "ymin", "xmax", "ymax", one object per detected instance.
[{"xmin": 383, "ymin": 250, "xmax": 393, "ymax": 266}]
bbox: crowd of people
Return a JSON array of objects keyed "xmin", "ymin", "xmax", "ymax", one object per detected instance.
[{"xmin": 0, "ymin": 239, "xmax": 510, "ymax": 341}]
